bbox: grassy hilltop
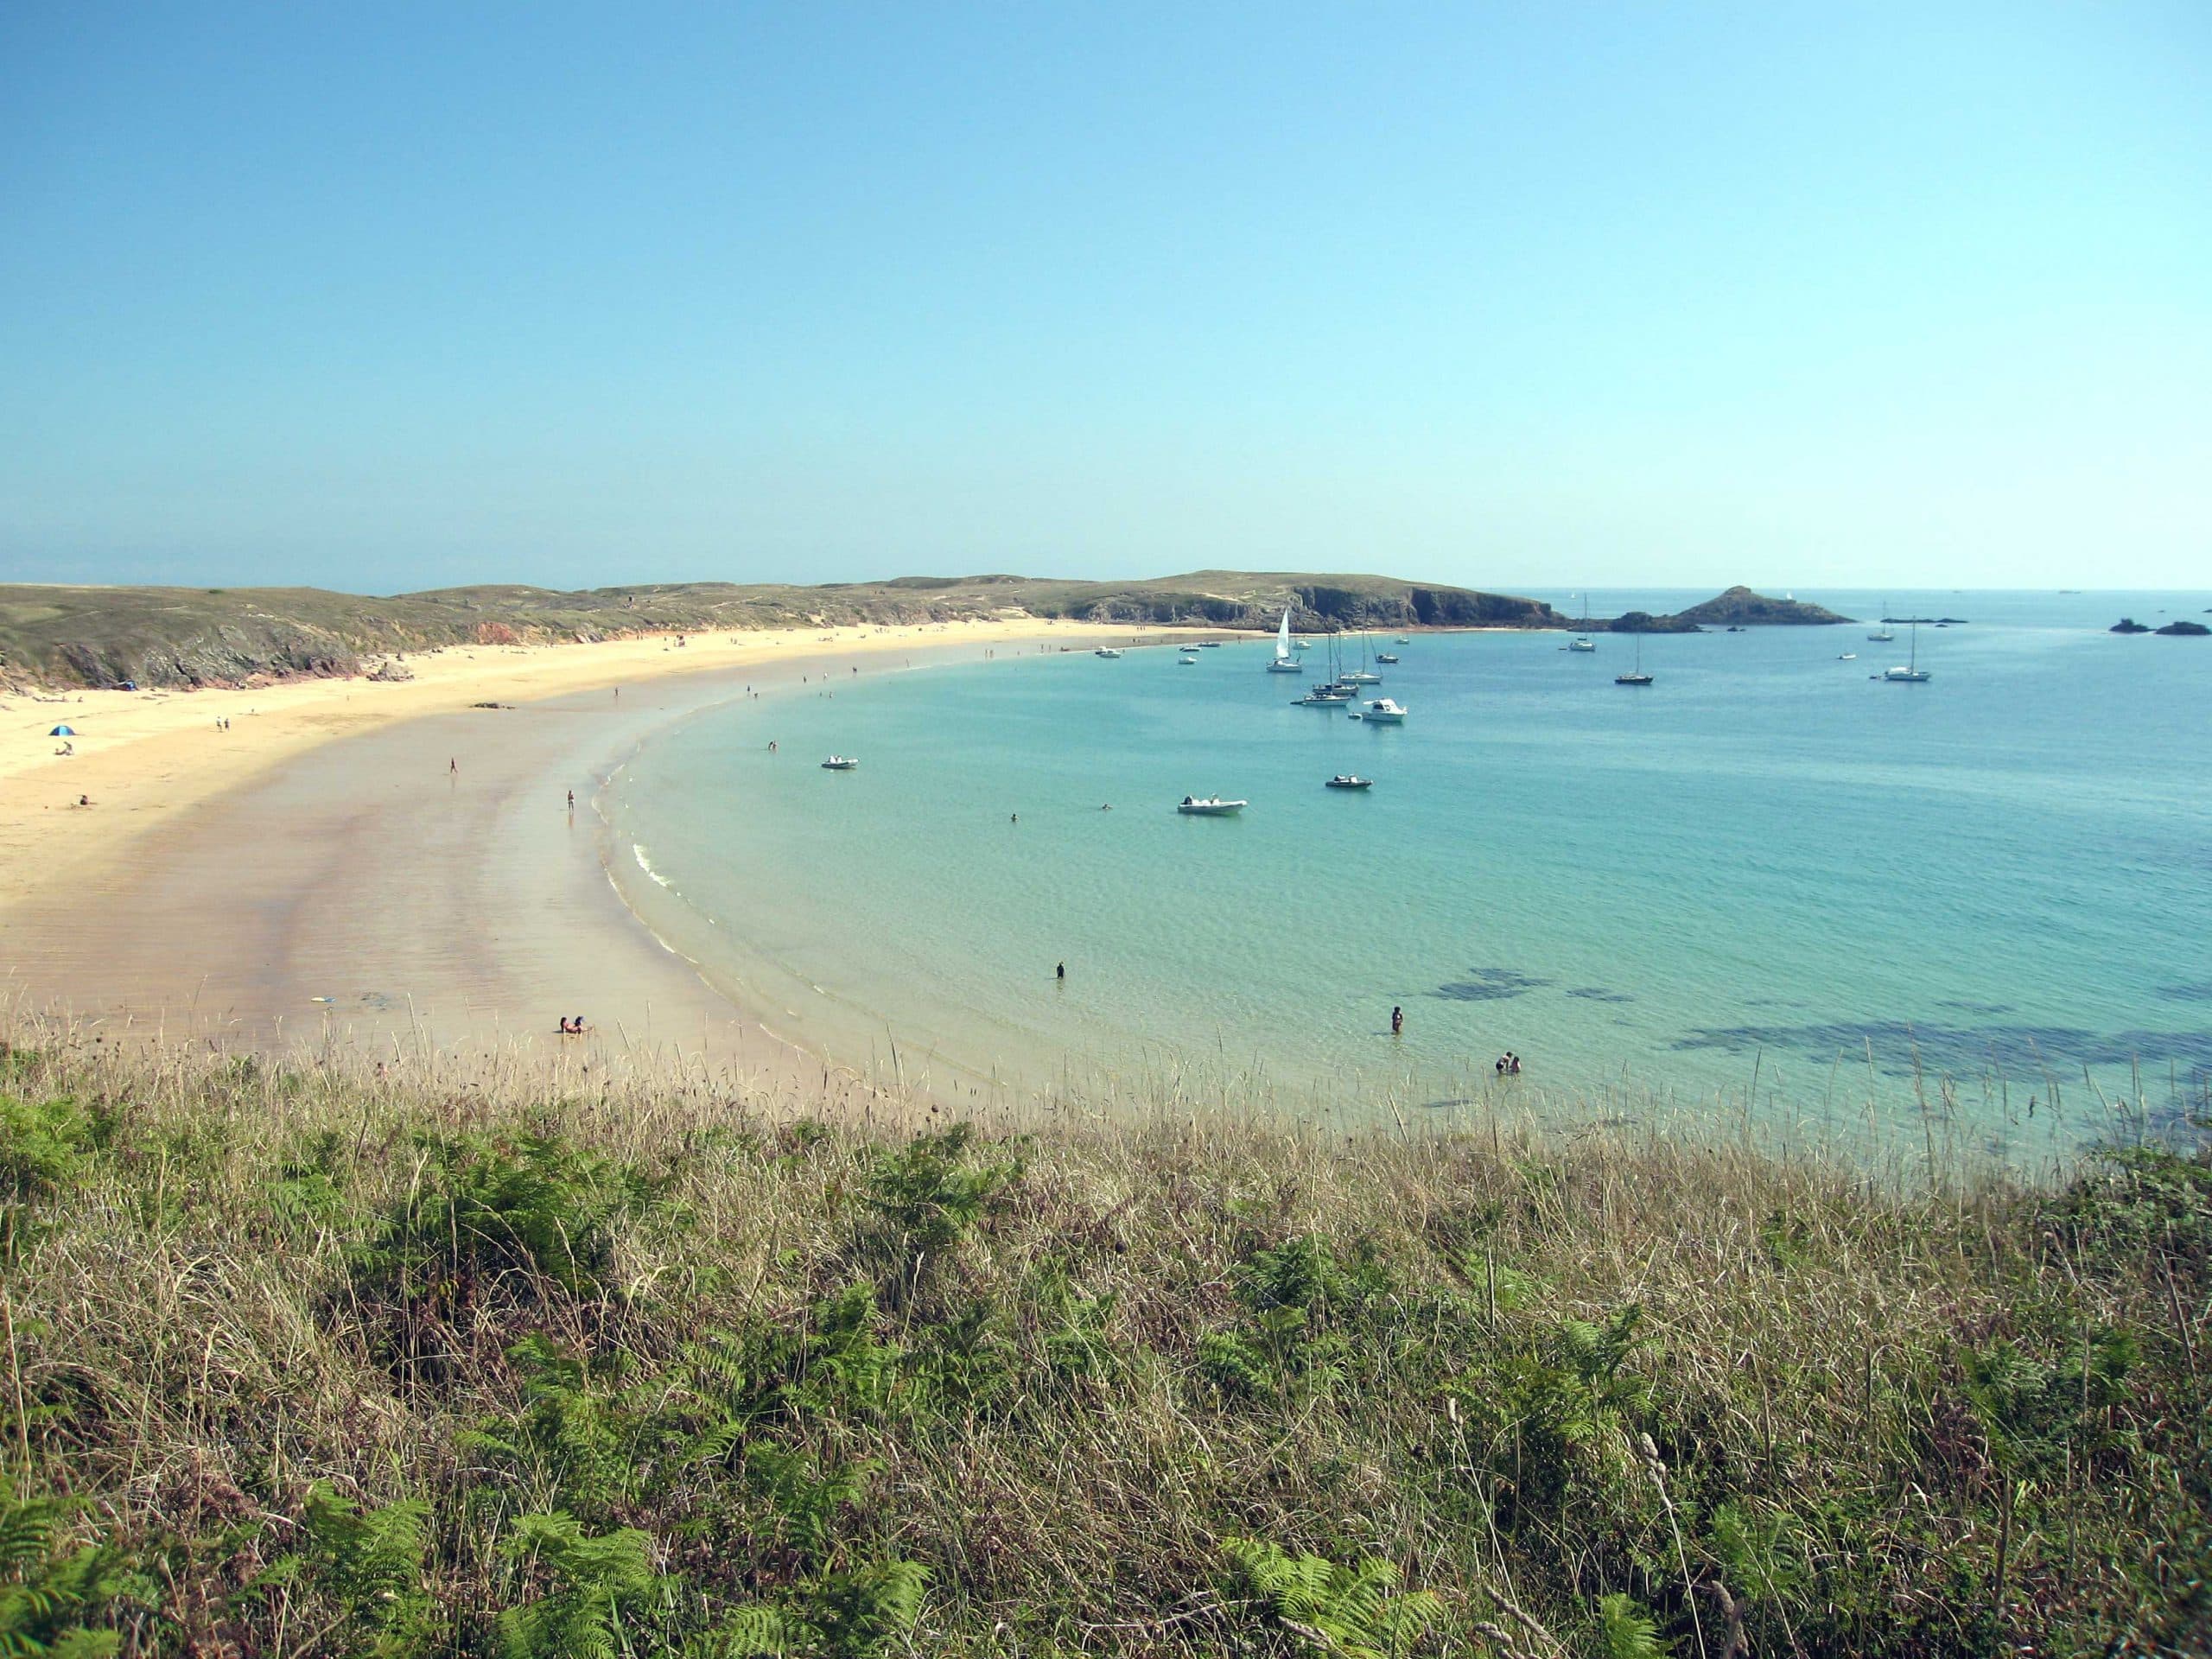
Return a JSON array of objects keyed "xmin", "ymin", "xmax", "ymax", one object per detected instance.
[
  {"xmin": 0, "ymin": 573, "xmax": 1566, "ymax": 690},
  {"xmin": 0, "ymin": 1034, "xmax": 2204, "ymax": 1656}
]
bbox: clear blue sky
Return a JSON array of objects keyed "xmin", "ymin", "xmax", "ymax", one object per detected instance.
[{"xmin": 2, "ymin": 3, "xmax": 2206, "ymax": 594}]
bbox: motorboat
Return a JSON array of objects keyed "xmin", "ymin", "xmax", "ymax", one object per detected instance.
[
  {"xmin": 1325, "ymin": 774, "xmax": 1374, "ymax": 790},
  {"xmin": 1177, "ymin": 796, "xmax": 1247, "ymax": 815},
  {"xmin": 1094, "ymin": 647, "xmax": 1123, "ymax": 658},
  {"xmin": 1265, "ymin": 607, "xmax": 1304, "ymax": 671},
  {"xmin": 1355, "ymin": 698, "xmax": 1408, "ymax": 722},
  {"xmin": 821, "ymin": 755, "xmax": 859, "ymax": 770},
  {"xmin": 1194, "ymin": 640, "xmax": 1221, "ymax": 647},
  {"xmin": 1179, "ymin": 652, "xmax": 1199, "ymax": 664},
  {"xmin": 1838, "ymin": 652, "xmax": 1857, "ymax": 661},
  {"xmin": 1567, "ymin": 636, "xmax": 1597, "ymax": 652},
  {"xmin": 1375, "ymin": 652, "xmax": 1399, "ymax": 664}
]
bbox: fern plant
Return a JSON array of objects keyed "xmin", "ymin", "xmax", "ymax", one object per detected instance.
[
  {"xmin": 856, "ymin": 1125, "xmax": 1020, "ymax": 1301},
  {"xmin": 276, "ymin": 1483, "xmax": 435, "ymax": 1656},
  {"xmin": 465, "ymin": 1336, "xmax": 638, "ymax": 1522},
  {"xmin": 0, "ymin": 1496, "xmax": 131, "ymax": 1657},
  {"xmin": 495, "ymin": 1511, "xmax": 668, "ymax": 1659},
  {"xmin": 737, "ymin": 1445, "xmax": 879, "ymax": 1563},
  {"xmin": 1594, "ymin": 1591, "xmax": 1671, "ymax": 1659},
  {"xmin": 356, "ymin": 1131, "xmax": 668, "ymax": 1307},
  {"xmin": 704, "ymin": 1559, "xmax": 929, "ymax": 1659},
  {"xmin": 1219, "ymin": 1536, "xmax": 1440, "ymax": 1658},
  {"xmin": 0, "ymin": 1095, "xmax": 100, "ymax": 1263}
]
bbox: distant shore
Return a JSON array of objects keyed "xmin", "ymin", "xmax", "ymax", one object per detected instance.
[{"xmin": 0, "ymin": 617, "xmax": 1180, "ymax": 1097}]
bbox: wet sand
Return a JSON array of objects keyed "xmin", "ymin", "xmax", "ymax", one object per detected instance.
[{"xmin": 0, "ymin": 620, "xmax": 1184, "ymax": 1096}]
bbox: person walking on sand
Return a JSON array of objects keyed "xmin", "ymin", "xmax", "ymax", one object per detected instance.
[
  {"xmin": 449, "ymin": 758, "xmax": 457, "ymax": 774},
  {"xmin": 1391, "ymin": 1005, "xmax": 1403, "ymax": 1036},
  {"xmin": 566, "ymin": 789, "xmax": 575, "ymax": 810}
]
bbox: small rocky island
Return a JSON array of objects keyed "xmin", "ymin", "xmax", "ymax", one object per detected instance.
[
  {"xmin": 1592, "ymin": 586, "xmax": 1851, "ymax": 632},
  {"xmin": 1673, "ymin": 586, "xmax": 1853, "ymax": 626},
  {"xmin": 2154, "ymin": 620, "xmax": 2208, "ymax": 636},
  {"xmin": 2110, "ymin": 618, "xmax": 2152, "ymax": 633}
]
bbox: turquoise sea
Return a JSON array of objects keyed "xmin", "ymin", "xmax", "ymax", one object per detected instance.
[{"xmin": 607, "ymin": 590, "xmax": 2211, "ymax": 1151}]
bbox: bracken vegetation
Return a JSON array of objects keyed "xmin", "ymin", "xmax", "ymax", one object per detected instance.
[{"xmin": 0, "ymin": 1030, "xmax": 2204, "ymax": 1656}]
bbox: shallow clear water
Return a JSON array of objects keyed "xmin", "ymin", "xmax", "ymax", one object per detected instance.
[{"xmin": 607, "ymin": 590, "xmax": 2212, "ymax": 1141}]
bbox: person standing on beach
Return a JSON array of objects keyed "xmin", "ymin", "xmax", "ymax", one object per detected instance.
[
  {"xmin": 449, "ymin": 758, "xmax": 457, "ymax": 775},
  {"xmin": 566, "ymin": 790, "xmax": 575, "ymax": 810}
]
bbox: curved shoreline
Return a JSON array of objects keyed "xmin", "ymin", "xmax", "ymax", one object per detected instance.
[{"xmin": 0, "ymin": 620, "xmax": 1185, "ymax": 1098}]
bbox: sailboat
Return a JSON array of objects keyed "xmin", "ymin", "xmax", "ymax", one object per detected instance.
[
  {"xmin": 1882, "ymin": 622, "xmax": 1930, "ymax": 683},
  {"xmin": 1344, "ymin": 632, "xmax": 1382, "ymax": 684},
  {"xmin": 1265, "ymin": 607, "xmax": 1304, "ymax": 671},
  {"xmin": 1615, "ymin": 631, "xmax": 1652, "ymax": 686},
  {"xmin": 1867, "ymin": 597, "xmax": 1895, "ymax": 644},
  {"xmin": 1567, "ymin": 588, "xmax": 1597, "ymax": 650}
]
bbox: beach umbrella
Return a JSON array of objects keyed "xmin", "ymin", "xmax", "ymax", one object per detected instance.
[{"xmin": 49, "ymin": 725, "xmax": 74, "ymax": 736}]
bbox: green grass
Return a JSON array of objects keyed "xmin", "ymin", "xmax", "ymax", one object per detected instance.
[{"xmin": 0, "ymin": 1029, "xmax": 2204, "ymax": 1656}]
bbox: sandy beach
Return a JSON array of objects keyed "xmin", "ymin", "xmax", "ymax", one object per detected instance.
[{"xmin": 0, "ymin": 616, "xmax": 1187, "ymax": 1096}]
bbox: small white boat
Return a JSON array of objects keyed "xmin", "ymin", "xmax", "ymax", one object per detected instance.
[
  {"xmin": 1325, "ymin": 774, "xmax": 1374, "ymax": 790},
  {"xmin": 1179, "ymin": 652, "xmax": 1199, "ymax": 664},
  {"xmin": 1356, "ymin": 697, "xmax": 1408, "ymax": 722},
  {"xmin": 1567, "ymin": 635, "xmax": 1597, "ymax": 652},
  {"xmin": 821, "ymin": 755, "xmax": 859, "ymax": 770},
  {"xmin": 1094, "ymin": 647, "xmax": 1123, "ymax": 658},
  {"xmin": 1375, "ymin": 652, "xmax": 1399, "ymax": 664},
  {"xmin": 1177, "ymin": 795, "xmax": 1247, "ymax": 815},
  {"xmin": 1265, "ymin": 608, "xmax": 1303, "ymax": 671},
  {"xmin": 1838, "ymin": 652, "xmax": 1857, "ymax": 661}
]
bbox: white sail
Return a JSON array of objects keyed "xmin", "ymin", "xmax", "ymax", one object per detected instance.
[{"xmin": 1275, "ymin": 607, "xmax": 1292, "ymax": 661}]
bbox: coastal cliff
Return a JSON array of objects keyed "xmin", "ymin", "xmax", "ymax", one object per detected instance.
[
  {"xmin": 2, "ymin": 575, "xmax": 1875, "ymax": 690},
  {"xmin": 0, "ymin": 572, "xmax": 1568, "ymax": 690}
]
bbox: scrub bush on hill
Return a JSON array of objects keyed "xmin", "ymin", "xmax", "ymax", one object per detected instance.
[{"xmin": 0, "ymin": 1039, "xmax": 2205, "ymax": 1656}]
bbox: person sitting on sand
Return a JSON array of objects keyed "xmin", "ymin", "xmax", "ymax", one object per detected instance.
[{"xmin": 74, "ymin": 795, "xmax": 91, "ymax": 808}]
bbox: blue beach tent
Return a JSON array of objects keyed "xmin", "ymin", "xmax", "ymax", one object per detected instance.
[{"xmin": 49, "ymin": 725, "xmax": 74, "ymax": 736}]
